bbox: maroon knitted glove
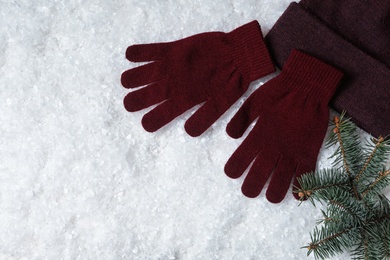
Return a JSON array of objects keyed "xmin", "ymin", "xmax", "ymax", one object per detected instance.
[
  {"xmin": 121, "ymin": 21, "xmax": 275, "ymax": 137},
  {"xmin": 265, "ymin": 2, "xmax": 390, "ymax": 138},
  {"xmin": 225, "ymin": 50, "xmax": 343, "ymax": 203}
]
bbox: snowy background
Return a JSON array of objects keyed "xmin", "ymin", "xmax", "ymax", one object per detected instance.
[{"xmin": 0, "ymin": 0, "xmax": 389, "ymax": 259}]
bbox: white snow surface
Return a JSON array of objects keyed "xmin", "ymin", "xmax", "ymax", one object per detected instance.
[{"xmin": 0, "ymin": 0, "xmax": 389, "ymax": 259}]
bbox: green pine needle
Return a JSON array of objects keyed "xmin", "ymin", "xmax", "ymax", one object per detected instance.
[
  {"xmin": 296, "ymin": 169, "xmax": 351, "ymax": 206},
  {"xmin": 326, "ymin": 111, "xmax": 363, "ymax": 176},
  {"xmin": 306, "ymin": 225, "xmax": 360, "ymax": 259},
  {"xmin": 297, "ymin": 112, "xmax": 390, "ymax": 259}
]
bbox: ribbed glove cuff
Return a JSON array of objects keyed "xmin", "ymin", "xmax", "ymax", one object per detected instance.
[
  {"xmin": 283, "ymin": 49, "xmax": 343, "ymax": 103},
  {"xmin": 229, "ymin": 20, "xmax": 275, "ymax": 82},
  {"xmin": 265, "ymin": 2, "xmax": 390, "ymax": 137}
]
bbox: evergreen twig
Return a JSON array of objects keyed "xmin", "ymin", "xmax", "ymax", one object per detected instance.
[
  {"xmin": 333, "ymin": 115, "xmax": 351, "ymax": 176},
  {"xmin": 356, "ymin": 137, "xmax": 384, "ymax": 182},
  {"xmin": 297, "ymin": 112, "xmax": 390, "ymax": 259}
]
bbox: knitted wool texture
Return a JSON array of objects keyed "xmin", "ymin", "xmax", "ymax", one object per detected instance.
[
  {"xmin": 225, "ymin": 49, "xmax": 343, "ymax": 203},
  {"xmin": 300, "ymin": 0, "xmax": 390, "ymax": 66},
  {"xmin": 265, "ymin": 2, "xmax": 390, "ymax": 138},
  {"xmin": 122, "ymin": 21, "xmax": 275, "ymax": 136}
]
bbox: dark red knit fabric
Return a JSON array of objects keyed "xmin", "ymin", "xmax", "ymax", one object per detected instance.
[
  {"xmin": 300, "ymin": 0, "xmax": 390, "ymax": 66},
  {"xmin": 225, "ymin": 49, "xmax": 343, "ymax": 203},
  {"xmin": 121, "ymin": 21, "xmax": 275, "ymax": 136},
  {"xmin": 265, "ymin": 3, "xmax": 390, "ymax": 138}
]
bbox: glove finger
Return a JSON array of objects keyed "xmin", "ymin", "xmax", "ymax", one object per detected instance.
[
  {"xmin": 126, "ymin": 43, "xmax": 171, "ymax": 62},
  {"xmin": 184, "ymin": 77, "xmax": 245, "ymax": 137},
  {"xmin": 224, "ymin": 129, "xmax": 262, "ymax": 179},
  {"xmin": 121, "ymin": 61, "xmax": 166, "ymax": 89},
  {"xmin": 226, "ymin": 77, "xmax": 288, "ymax": 139},
  {"xmin": 292, "ymin": 162, "xmax": 316, "ymax": 201},
  {"xmin": 266, "ymin": 156, "xmax": 297, "ymax": 204},
  {"xmin": 226, "ymin": 83, "xmax": 273, "ymax": 139},
  {"xmin": 241, "ymin": 149, "xmax": 280, "ymax": 198},
  {"xmin": 141, "ymin": 94, "xmax": 204, "ymax": 132},
  {"xmin": 123, "ymin": 79, "xmax": 172, "ymax": 112}
]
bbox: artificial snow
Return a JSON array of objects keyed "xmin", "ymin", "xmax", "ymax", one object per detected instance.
[{"xmin": 0, "ymin": 0, "xmax": 388, "ymax": 259}]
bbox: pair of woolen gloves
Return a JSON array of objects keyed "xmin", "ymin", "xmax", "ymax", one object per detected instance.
[{"xmin": 121, "ymin": 0, "xmax": 390, "ymax": 203}]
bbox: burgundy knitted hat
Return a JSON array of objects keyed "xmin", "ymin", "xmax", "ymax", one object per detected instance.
[
  {"xmin": 265, "ymin": 2, "xmax": 390, "ymax": 138},
  {"xmin": 300, "ymin": 0, "xmax": 390, "ymax": 66}
]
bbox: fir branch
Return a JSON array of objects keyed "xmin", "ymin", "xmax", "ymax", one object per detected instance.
[
  {"xmin": 366, "ymin": 214, "xmax": 390, "ymax": 226},
  {"xmin": 355, "ymin": 138, "xmax": 390, "ymax": 195},
  {"xmin": 363, "ymin": 194, "xmax": 390, "ymax": 220},
  {"xmin": 332, "ymin": 115, "xmax": 351, "ymax": 175},
  {"xmin": 352, "ymin": 220, "xmax": 390, "ymax": 259},
  {"xmin": 307, "ymin": 226, "xmax": 360, "ymax": 259},
  {"xmin": 362, "ymin": 237, "xmax": 368, "ymax": 260},
  {"xmin": 328, "ymin": 198, "xmax": 365, "ymax": 223},
  {"xmin": 324, "ymin": 208, "xmax": 361, "ymax": 233},
  {"xmin": 300, "ymin": 112, "xmax": 390, "ymax": 259},
  {"xmin": 326, "ymin": 112, "xmax": 363, "ymax": 176},
  {"xmin": 296, "ymin": 169, "xmax": 351, "ymax": 204},
  {"xmin": 317, "ymin": 210, "xmax": 338, "ymax": 225},
  {"xmin": 383, "ymin": 220, "xmax": 390, "ymax": 259},
  {"xmin": 356, "ymin": 136, "xmax": 385, "ymax": 182},
  {"xmin": 308, "ymin": 228, "xmax": 350, "ymax": 251},
  {"xmin": 361, "ymin": 169, "xmax": 390, "ymax": 198},
  {"xmin": 354, "ymin": 237, "xmax": 369, "ymax": 260},
  {"xmin": 363, "ymin": 238, "xmax": 369, "ymax": 260},
  {"xmin": 298, "ymin": 183, "xmax": 351, "ymax": 205}
]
